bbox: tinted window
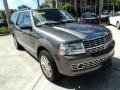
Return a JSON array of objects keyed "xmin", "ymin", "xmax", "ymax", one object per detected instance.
[
  {"xmin": 33, "ymin": 9, "xmax": 75, "ymax": 26},
  {"xmin": 17, "ymin": 12, "xmax": 24, "ymax": 26},
  {"xmin": 23, "ymin": 12, "xmax": 31, "ymax": 26},
  {"xmin": 45, "ymin": 9, "xmax": 63, "ymax": 21},
  {"xmin": 11, "ymin": 12, "xmax": 19, "ymax": 25},
  {"xmin": 82, "ymin": 13, "xmax": 97, "ymax": 18}
]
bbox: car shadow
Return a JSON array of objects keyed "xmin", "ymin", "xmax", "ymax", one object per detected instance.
[{"xmin": 55, "ymin": 57, "xmax": 120, "ymax": 90}]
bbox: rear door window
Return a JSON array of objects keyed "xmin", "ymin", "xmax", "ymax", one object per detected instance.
[{"xmin": 11, "ymin": 12, "xmax": 19, "ymax": 25}]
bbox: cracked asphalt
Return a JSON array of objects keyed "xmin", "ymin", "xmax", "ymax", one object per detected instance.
[{"xmin": 0, "ymin": 25, "xmax": 120, "ymax": 90}]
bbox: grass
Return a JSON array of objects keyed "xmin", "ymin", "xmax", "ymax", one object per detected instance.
[{"xmin": 0, "ymin": 26, "xmax": 11, "ymax": 34}]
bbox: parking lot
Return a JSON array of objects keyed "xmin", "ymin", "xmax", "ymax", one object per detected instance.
[{"xmin": 0, "ymin": 25, "xmax": 120, "ymax": 90}]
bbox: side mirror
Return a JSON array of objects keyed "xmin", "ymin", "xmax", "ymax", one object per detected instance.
[{"xmin": 20, "ymin": 24, "xmax": 32, "ymax": 30}]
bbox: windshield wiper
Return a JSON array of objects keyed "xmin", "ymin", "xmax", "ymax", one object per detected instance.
[
  {"xmin": 36, "ymin": 22, "xmax": 62, "ymax": 27},
  {"xmin": 62, "ymin": 19, "xmax": 76, "ymax": 23},
  {"xmin": 36, "ymin": 20, "xmax": 76, "ymax": 27}
]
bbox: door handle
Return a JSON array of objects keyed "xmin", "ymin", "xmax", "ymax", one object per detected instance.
[{"xmin": 22, "ymin": 31, "xmax": 32, "ymax": 36}]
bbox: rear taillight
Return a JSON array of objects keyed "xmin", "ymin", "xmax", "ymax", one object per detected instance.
[
  {"xmin": 80, "ymin": 18, "xmax": 86, "ymax": 24},
  {"xmin": 95, "ymin": 18, "xmax": 100, "ymax": 24}
]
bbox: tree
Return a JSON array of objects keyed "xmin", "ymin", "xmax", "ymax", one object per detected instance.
[
  {"xmin": 0, "ymin": 10, "xmax": 6, "ymax": 19},
  {"xmin": 3, "ymin": 0, "xmax": 10, "ymax": 28},
  {"xmin": 40, "ymin": 3, "xmax": 50, "ymax": 8},
  {"xmin": 62, "ymin": 3, "xmax": 72, "ymax": 10},
  {"xmin": 18, "ymin": 5, "xmax": 31, "ymax": 9},
  {"xmin": 111, "ymin": 0, "xmax": 120, "ymax": 15},
  {"xmin": 37, "ymin": 0, "xmax": 40, "ymax": 9},
  {"xmin": 0, "ymin": 14, "xmax": 3, "ymax": 19}
]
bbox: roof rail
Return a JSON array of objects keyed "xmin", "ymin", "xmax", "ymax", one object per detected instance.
[{"xmin": 17, "ymin": 8, "xmax": 31, "ymax": 11}]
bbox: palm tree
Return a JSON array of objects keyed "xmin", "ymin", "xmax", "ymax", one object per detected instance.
[
  {"xmin": 37, "ymin": 0, "xmax": 40, "ymax": 9},
  {"xmin": 99, "ymin": 0, "xmax": 103, "ymax": 18},
  {"xmin": 3, "ymin": 0, "xmax": 10, "ymax": 29},
  {"xmin": 111, "ymin": 0, "xmax": 120, "ymax": 15}
]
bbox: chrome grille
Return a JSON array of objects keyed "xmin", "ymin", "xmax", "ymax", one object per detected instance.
[
  {"xmin": 86, "ymin": 45, "xmax": 105, "ymax": 54},
  {"xmin": 83, "ymin": 34, "xmax": 112, "ymax": 54},
  {"xmin": 86, "ymin": 40, "xmax": 112, "ymax": 54},
  {"xmin": 84, "ymin": 34, "xmax": 112, "ymax": 48}
]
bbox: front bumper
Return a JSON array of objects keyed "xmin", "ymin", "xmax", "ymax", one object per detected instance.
[{"xmin": 53, "ymin": 41, "xmax": 115, "ymax": 76}]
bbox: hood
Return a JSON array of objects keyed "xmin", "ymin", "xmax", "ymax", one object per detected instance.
[
  {"xmin": 53, "ymin": 23, "xmax": 110, "ymax": 41},
  {"xmin": 36, "ymin": 23, "xmax": 110, "ymax": 43}
]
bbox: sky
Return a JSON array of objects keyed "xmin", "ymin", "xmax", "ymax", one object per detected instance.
[{"xmin": 0, "ymin": 0, "xmax": 45, "ymax": 10}]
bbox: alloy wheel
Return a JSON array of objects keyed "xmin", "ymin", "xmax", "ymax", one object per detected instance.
[{"xmin": 40, "ymin": 55, "xmax": 52, "ymax": 78}]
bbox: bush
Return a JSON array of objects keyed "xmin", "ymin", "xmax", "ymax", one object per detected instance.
[
  {"xmin": 0, "ymin": 26, "xmax": 11, "ymax": 34},
  {"xmin": 100, "ymin": 17, "xmax": 109, "ymax": 22}
]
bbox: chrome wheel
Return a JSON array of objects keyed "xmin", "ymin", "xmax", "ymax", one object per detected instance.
[{"xmin": 40, "ymin": 55, "xmax": 52, "ymax": 78}]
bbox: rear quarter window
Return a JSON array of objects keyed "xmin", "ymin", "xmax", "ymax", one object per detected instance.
[{"xmin": 11, "ymin": 12, "xmax": 19, "ymax": 25}]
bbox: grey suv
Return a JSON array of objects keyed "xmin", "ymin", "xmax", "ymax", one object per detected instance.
[{"xmin": 11, "ymin": 8, "xmax": 115, "ymax": 82}]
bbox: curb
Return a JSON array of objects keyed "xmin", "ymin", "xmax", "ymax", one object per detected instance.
[{"xmin": 0, "ymin": 33, "xmax": 11, "ymax": 36}]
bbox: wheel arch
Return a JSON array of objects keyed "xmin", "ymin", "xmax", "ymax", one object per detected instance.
[
  {"xmin": 36, "ymin": 39, "xmax": 57, "ymax": 59},
  {"xmin": 37, "ymin": 46, "xmax": 48, "ymax": 58}
]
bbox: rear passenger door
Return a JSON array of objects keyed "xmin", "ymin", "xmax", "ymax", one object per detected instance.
[
  {"xmin": 21, "ymin": 11, "xmax": 35, "ymax": 53},
  {"xmin": 15, "ymin": 12, "xmax": 25, "ymax": 44}
]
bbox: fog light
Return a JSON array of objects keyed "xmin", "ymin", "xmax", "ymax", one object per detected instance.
[
  {"xmin": 71, "ymin": 63, "xmax": 84, "ymax": 71},
  {"xmin": 78, "ymin": 64, "xmax": 84, "ymax": 69}
]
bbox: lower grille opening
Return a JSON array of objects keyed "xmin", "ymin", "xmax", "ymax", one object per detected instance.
[{"xmin": 71, "ymin": 56, "xmax": 111, "ymax": 71}]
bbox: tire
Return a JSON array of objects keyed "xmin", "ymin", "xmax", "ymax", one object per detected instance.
[
  {"xmin": 102, "ymin": 59, "xmax": 112, "ymax": 69},
  {"xmin": 116, "ymin": 22, "xmax": 120, "ymax": 30},
  {"xmin": 13, "ymin": 36, "xmax": 24, "ymax": 50},
  {"xmin": 108, "ymin": 19, "xmax": 111, "ymax": 25},
  {"xmin": 39, "ymin": 50, "xmax": 61, "ymax": 82}
]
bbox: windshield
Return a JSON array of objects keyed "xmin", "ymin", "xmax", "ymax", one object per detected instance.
[{"xmin": 32, "ymin": 9, "xmax": 76, "ymax": 26}]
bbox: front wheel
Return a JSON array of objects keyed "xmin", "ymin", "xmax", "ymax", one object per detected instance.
[
  {"xmin": 39, "ymin": 50, "xmax": 61, "ymax": 82},
  {"xmin": 102, "ymin": 59, "xmax": 112, "ymax": 69}
]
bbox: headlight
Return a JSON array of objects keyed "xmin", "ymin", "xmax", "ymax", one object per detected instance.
[{"xmin": 59, "ymin": 42, "xmax": 85, "ymax": 55}]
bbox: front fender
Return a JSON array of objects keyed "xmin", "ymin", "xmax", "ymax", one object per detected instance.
[{"xmin": 35, "ymin": 38, "xmax": 58, "ymax": 58}]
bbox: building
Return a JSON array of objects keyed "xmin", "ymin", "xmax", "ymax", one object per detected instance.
[{"xmin": 42, "ymin": 0, "xmax": 119, "ymax": 16}]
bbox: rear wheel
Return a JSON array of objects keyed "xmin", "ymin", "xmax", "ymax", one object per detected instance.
[
  {"xmin": 13, "ymin": 36, "xmax": 24, "ymax": 50},
  {"xmin": 116, "ymin": 22, "xmax": 120, "ymax": 29},
  {"xmin": 39, "ymin": 50, "xmax": 61, "ymax": 82}
]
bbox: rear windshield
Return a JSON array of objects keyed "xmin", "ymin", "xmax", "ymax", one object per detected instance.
[
  {"xmin": 82, "ymin": 14, "xmax": 97, "ymax": 18},
  {"xmin": 102, "ymin": 12, "xmax": 109, "ymax": 15}
]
